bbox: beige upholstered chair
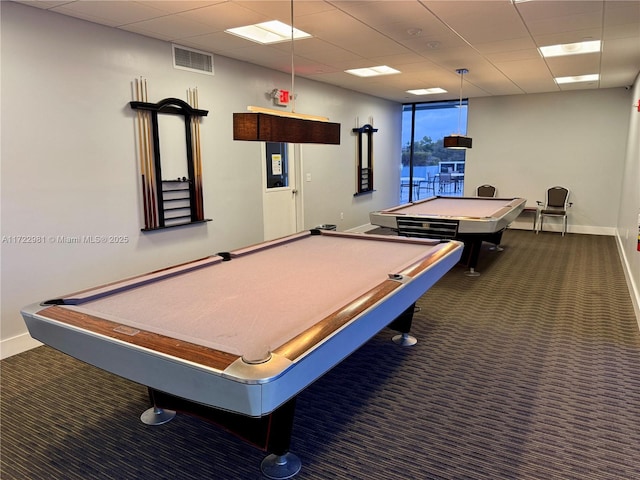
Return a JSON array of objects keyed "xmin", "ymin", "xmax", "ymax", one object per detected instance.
[
  {"xmin": 476, "ymin": 184, "xmax": 497, "ymax": 197},
  {"xmin": 536, "ymin": 186, "xmax": 572, "ymax": 236}
]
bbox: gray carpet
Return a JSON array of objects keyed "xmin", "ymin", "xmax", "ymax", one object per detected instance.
[{"xmin": 2, "ymin": 230, "xmax": 639, "ymax": 479}]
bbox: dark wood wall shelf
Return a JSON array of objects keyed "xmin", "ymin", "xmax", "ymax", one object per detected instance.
[{"xmin": 141, "ymin": 219, "xmax": 211, "ymax": 233}]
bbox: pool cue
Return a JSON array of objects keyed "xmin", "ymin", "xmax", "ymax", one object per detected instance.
[
  {"xmin": 135, "ymin": 78, "xmax": 150, "ymax": 229},
  {"xmin": 189, "ymin": 88, "xmax": 203, "ymax": 221},
  {"xmin": 140, "ymin": 77, "xmax": 155, "ymax": 229},
  {"xmin": 188, "ymin": 88, "xmax": 197, "ymax": 219},
  {"xmin": 142, "ymin": 78, "xmax": 158, "ymax": 228},
  {"xmin": 193, "ymin": 88, "xmax": 203, "ymax": 220}
]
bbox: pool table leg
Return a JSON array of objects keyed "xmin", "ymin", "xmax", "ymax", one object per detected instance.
[
  {"xmin": 457, "ymin": 238, "xmax": 481, "ymax": 276},
  {"xmin": 389, "ymin": 303, "xmax": 418, "ymax": 346},
  {"xmin": 145, "ymin": 388, "xmax": 302, "ymax": 479},
  {"xmin": 260, "ymin": 398, "xmax": 302, "ymax": 479},
  {"xmin": 487, "ymin": 230, "xmax": 505, "ymax": 252},
  {"xmin": 459, "ymin": 229, "xmax": 506, "ymax": 276}
]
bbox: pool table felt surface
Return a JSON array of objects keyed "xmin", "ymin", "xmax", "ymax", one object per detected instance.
[{"xmin": 45, "ymin": 231, "xmax": 457, "ymax": 360}]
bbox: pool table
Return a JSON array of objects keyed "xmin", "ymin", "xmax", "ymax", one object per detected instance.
[
  {"xmin": 370, "ymin": 196, "xmax": 526, "ymax": 276},
  {"xmin": 22, "ymin": 229, "xmax": 462, "ymax": 479}
]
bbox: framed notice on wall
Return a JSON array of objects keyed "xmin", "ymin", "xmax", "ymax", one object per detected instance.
[{"xmin": 272, "ymin": 154, "xmax": 283, "ymax": 175}]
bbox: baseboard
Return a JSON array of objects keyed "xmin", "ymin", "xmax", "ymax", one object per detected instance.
[
  {"xmin": 1, "ymin": 333, "xmax": 42, "ymax": 360},
  {"xmin": 509, "ymin": 222, "xmax": 616, "ymax": 236},
  {"xmin": 568, "ymin": 225, "xmax": 617, "ymax": 236},
  {"xmin": 615, "ymin": 232, "xmax": 640, "ymax": 330}
]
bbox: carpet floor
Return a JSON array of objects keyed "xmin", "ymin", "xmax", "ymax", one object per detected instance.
[{"xmin": 2, "ymin": 229, "xmax": 639, "ymax": 479}]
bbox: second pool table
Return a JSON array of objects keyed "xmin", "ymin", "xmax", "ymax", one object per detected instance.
[{"xmin": 370, "ymin": 196, "xmax": 526, "ymax": 275}]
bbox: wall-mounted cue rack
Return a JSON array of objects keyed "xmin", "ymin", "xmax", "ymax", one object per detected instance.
[
  {"xmin": 130, "ymin": 79, "xmax": 210, "ymax": 231},
  {"xmin": 353, "ymin": 123, "xmax": 378, "ymax": 196}
]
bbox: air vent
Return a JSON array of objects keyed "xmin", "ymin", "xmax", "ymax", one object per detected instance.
[{"xmin": 172, "ymin": 45, "xmax": 214, "ymax": 75}]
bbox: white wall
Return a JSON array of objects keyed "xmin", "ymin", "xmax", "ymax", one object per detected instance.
[
  {"xmin": 615, "ymin": 73, "xmax": 640, "ymax": 322},
  {"xmin": 301, "ymin": 104, "xmax": 403, "ymax": 230},
  {"xmin": 464, "ymin": 89, "xmax": 630, "ymax": 235},
  {"xmin": 464, "ymin": 86, "xmax": 639, "ymax": 321},
  {"xmin": 0, "ymin": 3, "xmax": 401, "ymax": 357}
]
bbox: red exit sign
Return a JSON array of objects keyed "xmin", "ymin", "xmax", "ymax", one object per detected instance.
[{"xmin": 273, "ymin": 89, "xmax": 290, "ymax": 106}]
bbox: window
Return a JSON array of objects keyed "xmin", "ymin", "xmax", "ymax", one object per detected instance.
[
  {"xmin": 266, "ymin": 142, "xmax": 289, "ymax": 188},
  {"xmin": 401, "ymin": 100, "xmax": 468, "ymax": 202}
]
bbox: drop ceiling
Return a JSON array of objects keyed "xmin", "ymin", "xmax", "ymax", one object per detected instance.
[{"xmin": 16, "ymin": 0, "xmax": 640, "ymax": 103}]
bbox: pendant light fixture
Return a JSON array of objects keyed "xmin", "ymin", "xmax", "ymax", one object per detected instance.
[
  {"xmin": 444, "ymin": 68, "xmax": 472, "ymax": 149},
  {"xmin": 233, "ymin": 0, "xmax": 340, "ymax": 144}
]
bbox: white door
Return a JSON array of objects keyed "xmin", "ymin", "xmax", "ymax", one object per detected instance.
[{"xmin": 262, "ymin": 142, "xmax": 301, "ymax": 241}]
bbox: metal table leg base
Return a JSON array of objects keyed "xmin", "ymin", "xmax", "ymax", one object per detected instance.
[
  {"xmin": 261, "ymin": 453, "xmax": 302, "ymax": 479},
  {"xmin": 392, "ymin": 332, "xmax": 418, "ymax": 346},
  {"xmin": 140, "ymin": 406, "xmax": 176, "ymax": 425},
  {"xmin": 464, "ymin": 267, "xmax": 481, "ymax": 277}
]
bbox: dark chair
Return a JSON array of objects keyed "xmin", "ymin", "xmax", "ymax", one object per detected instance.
[
  {"xmin": 400, "ymin": 179, "xmax": 410, "ymax": 198},
  {"xmin": 418, "ymin": 174, "xmax": 435, "ymax": 198},
  {"xmin": 476, "ymin": 184, "xmax": 497, "ymax": 197},
  {"xmin": 536, "ymin": 186, "xmax": 572, "ymax": 236},
  {"xmin": 401, "ymin": 177, "xmax": 421, "ymax": 200},
  {"xmin": 438, "ymin": 173, "xmax": 453, "ymax": 193}
]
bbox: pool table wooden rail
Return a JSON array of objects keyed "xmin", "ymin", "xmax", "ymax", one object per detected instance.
[{"xmin": 35, "ymin": 304, "xmax": 239, "ymax": 370}]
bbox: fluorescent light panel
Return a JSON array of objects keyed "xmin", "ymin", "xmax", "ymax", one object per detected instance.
[
  {"xmin": 406, "ymin": 88, "xmax": 447, "ymax": 95},
  {"xmin": 555, "ymin": 74, "xmax": 599, "ymax": 84},
  {"xmin": 345, "ymin": 65, "xmax": 401, "ymax": 77},
  {"xmin": 539, "ymin": 40, "xmax": 601, "ymax": 58},
  {"xmin": 226, "ymin": 21, "xmax": 311, "ymax": 44}
]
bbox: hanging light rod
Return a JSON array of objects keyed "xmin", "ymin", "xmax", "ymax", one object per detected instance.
[
  {"xmin": 444, "ymin": 68, "xmax": 472, "ymax": 149},
  {"xmin": 232, "ymin": 0, "xmax": 341, "ymax": 145}
]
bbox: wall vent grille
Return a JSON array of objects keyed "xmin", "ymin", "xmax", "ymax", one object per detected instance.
[{"xmin": 172, "ymin": 45, "xmax": 214, "ymax": 75}]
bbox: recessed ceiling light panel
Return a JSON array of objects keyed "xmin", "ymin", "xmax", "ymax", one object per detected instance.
[
  {"xmin": 345, "ymin": 65, "xmax": 401, "ymax": 77},
  {"xmin": 406, "ymin": 88, "xmax": 447, "ymax": 95},
  {"xmin": 539, "ymin": 40, "xmax": 601, "ymax": 58},
  {"xmin": 555, "ymin": 74, "xmax": 599, "ymax": 84},
  {"xmin": 226, "ymin": 21, "xmax": 311, "ymax": 44}
]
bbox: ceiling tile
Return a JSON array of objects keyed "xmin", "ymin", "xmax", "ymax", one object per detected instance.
[
  {"xmin": 52, "ymin": 1, "xmax": 168, "ymax": 27},
  {"xmin": 13, "ymin": 0, "xmax": 639, "ymax": 103},
  {"xmin": 123, "ymin": 15, "xmax": 214, "ymax": 40},
  {"xmin": 176, "ymin": 2, "xmax": 269, "ymax": 30}
]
